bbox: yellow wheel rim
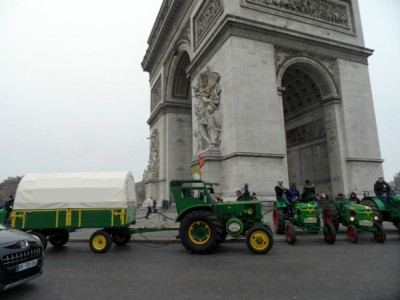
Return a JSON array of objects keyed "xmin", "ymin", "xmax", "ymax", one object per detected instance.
[
  {"xmin": 93, "ymin": 234, "xmax": 107, "ymax": 251},
  {"xmin": 188, "ymin": 221, "xmax": 211, "ymax": 245},
  {"xmin": 250, "ymin": 230, "xmax": 270, "ymax": 251}
]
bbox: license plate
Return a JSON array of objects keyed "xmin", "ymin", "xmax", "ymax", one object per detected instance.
[
  {"xmin": 16, "ymin": 259, "xmax": 38, "ymax": 272},
  {"xmin": 304, "ymin": 217, "xmax": 317, "ymax": 224},
  {"xmin": 359, "ymin": 220, "xmax": 372, "ymax": 226}
]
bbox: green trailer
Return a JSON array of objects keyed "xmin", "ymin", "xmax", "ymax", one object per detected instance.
[
  {"xmin": 11, "ymin": 172, "xmax": 137, "ymax": 253},
  {"xmin": 0, "ymin": 208, "xmax": 6, "ymax": 224}
]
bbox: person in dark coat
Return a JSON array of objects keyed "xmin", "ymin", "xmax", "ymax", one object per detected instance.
[
  {"xmin": 275, "ymin": 180, "xmax": 286, "ymax": 198},
  {"xmin": 302, "ymin": 180, "xmax": 315, "ymax": 201},
  {"xmin": 236, "ymin": 190, "xmax": 244, "ymax": 201},
  {"xmin": 349, "ymin": 192, "xmax": 360, "ymax": 204},
  {"xmin": 374, "ymin": 176, "xmax": 390, "ymax": 207},
  {"xmin": 289, "ymin": 183, "xmax": 301, "ymax": 202}
]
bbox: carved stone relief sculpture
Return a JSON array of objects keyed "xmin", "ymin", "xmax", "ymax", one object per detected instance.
[
  {"xmin": 151, "ymin": 78, "xmax": 162, "ymax": 111},
  {"xmin": 144, "ymin": 129, "xmax": 160, "ymax": 180},
  {"xmin": 195, "ymin": 0, "xmax": 223, "ymax": 45},
  {"xmin": 193, "ymin": 67, "xmax": 223, "ymax": 152},
  {"xmin": 244, "ymin": 0, "xmax": 350, "ymax": 28}
]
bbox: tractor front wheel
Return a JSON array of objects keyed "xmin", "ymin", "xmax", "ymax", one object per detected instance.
[
  {"xmin": 273, "ymin": 204, "xmax": 286, "ymax": 234},
  {"xmin": 373, "ymin": 223, "xmax": 386, "ymax": 243},
  {"xmin": 179, "ymin": 210, "xmax": 221, "ymax": 254},
  {"xmin": 347, "ymin": 225, "xmax": 358, "ymax": 243},
  {"xmin": 323, "ymin": 205, "xmax": 339, "ymax": 232},
  {"xmin": 90, "ymin": 230, "xmax": 112, "ymax": 253},
  {"xmin": 285, "ymin": 223, "xmax": 296, "ymax": 245},
  {"xmin": 323, "ymin": 222, "xmax": 336, "ymax": 244},
  {"xmin": 246, "ymin": 226, "xmax": 273, "ymax": 254},
  {"xmin": 49, "ymin": 231, "xmax": 69, "ymax": 247}
]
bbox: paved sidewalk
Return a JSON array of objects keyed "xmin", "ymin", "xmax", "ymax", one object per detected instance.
[{"xmin": 68, "ymin": 208, "xmax": 400, "ymax": 244}]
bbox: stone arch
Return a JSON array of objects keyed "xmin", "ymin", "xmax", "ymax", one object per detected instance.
[
  {"xmin": 278, "ymin": 57, "xmax": 340, "ymax": 196},
  {"xmin": 277, "ymin": 56, "xmax": 339, "ymax": 101}
]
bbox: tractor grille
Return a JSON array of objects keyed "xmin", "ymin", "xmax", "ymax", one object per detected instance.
[{"xmin": 2, "ymin": 248, "xmax": 42, "ymax": 268}]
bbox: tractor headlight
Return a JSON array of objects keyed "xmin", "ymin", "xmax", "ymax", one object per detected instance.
[
  {"xmin": 247, "ymin": 208, "xmax": 253, "ymax": 215},
  {"xmin": 350, "ymin": 216, "xmax": 355, "ymax": 222},
  {"xmin": 374, "ymin": 215, "xmax": 379, "ymax": 221}
]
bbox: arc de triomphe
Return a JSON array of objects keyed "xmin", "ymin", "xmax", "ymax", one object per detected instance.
[{"xmin": 141, "ymin": 0, "xmax": 383, "ymax": 201}]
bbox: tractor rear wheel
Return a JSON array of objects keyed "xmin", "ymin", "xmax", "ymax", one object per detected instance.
[
  {"xmin": 179, "ymin": 210, "xmax": 221, "ymax": 254},
  {"xmin": 112, "ymin": 231, "xmax": 131, "ymax": 246},
  {"xmin": 49, "ymin": 231, "xmax": 69, "ymax": 247},
  {"xmin": 285, "ymin": 223, "xmax": 296, "ymax": 245},
  {"xmin": 273, "ymin": 204, "xmax": 286, "ymax": 234},
  {"xmin": 246, "ymin": 226, "xmax": 273, "ymax": 254},
  {"xmin": 323, "ymin": 223, "xmax": 336, "ymax": 244},
  {"xmin": 31, "ymin": 231, "xmax": 47, "ymax": 250},
  {"xmin": 90, "ymin": 230, "xmax": 112, "ymax": 253},
  {"xmin": 347, "ymin": 225, "xmax": 358, "ymax": 243},
  {"xmin": 323, "ymin": 205, "xmax": 340, "ymax": 232},
  {"xmin": 360, "ymin": 199, "xmax": 382, "ymax": 224},
  {"xmin": 373, "ymin": 223, "xmax": 386, "ymax": 243}
]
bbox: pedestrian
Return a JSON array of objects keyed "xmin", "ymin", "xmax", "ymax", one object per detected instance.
[
  {"xmin": 145, "ymin": 196, "xmax": 153, "ymax": 219},
  {"xmin": 152, "ymin": 199, "xmax": 157, "ymax": 213},
  {"xmin": 349, "ymin": 192, "xmax": 360, "ymax": 204},
  {"xmin": 5, "ymin": 195, "xmax": 14, "ymax": 222},
  {"xmin": 251, "ymin": 192, "xmax": 257, "ymax": 200}
]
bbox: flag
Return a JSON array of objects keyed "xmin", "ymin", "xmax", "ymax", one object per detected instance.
[{"xmin": 199, "ymin": 154, "xmax": 204, "ymax": 169}]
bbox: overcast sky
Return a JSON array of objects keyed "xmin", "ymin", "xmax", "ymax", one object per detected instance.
[{"xmin": 0, "ymin": 0, "xmax": 399, "ymax": 183}]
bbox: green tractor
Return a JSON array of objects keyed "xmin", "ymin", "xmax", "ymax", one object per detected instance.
[
  {"xmin": 360, "ymin": 191, "xmax": 400, "ymax": 235},
  {"xmin": 323, "ymin": 196, "xmax": 386, "ymax": 243},
  {"xmin": 273, "ymin": 194, "xmax": 336, "ymax": 245},
  {"xmin": 170, "ymin": 180, "xmax": 273, "ymax": 254}
]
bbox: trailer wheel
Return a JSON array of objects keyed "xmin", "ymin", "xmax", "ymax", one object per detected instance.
[
  {"xmin": 323, "ymin": 205, "xmax": 339, "ymax": 232},
  {"xmin": 373, "ymin": 223, "xmax": 386, "ymax": 243},
  {"xmin": 31, "ymin": 231, "xmax": 47, "ymax": 250},
  {"xmin": 112, "ymin": 231, "xmax": 131, "ymax": 246},
  {"xmin": 285, "ymin": 223, "xmax": 296, "ymax": 245},
  {"xmin": 347, "ymin": 225, "xmax": 358, "ymax": 243},
  {"xmin": 179, "ymin": 210, "xmax": 221, "ymax": 254},
  {"xmin": 49, "ymin": 231, "xmax": 69, "ymax": 247},
  {"xmin": 90, "ymin": 230, "xmax": 112, "ymax": 253},
  {"xmin": 323, "ymin": 222, "xmax": 336, "ymax": 244},
  {"xmin": 273, "ymin": 204, "xmax": 286, "ymax": 234},
  {"xmin": 246, "ymin": 226, "xmax": 273, "ymax": 254}
]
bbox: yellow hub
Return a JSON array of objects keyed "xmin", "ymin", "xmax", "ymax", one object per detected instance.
[
  {"xmin": 188, "ymin": 221, "xmax": 211, "ymax": 245},
  {"xmin": 92, "ymin": 234, "xmax": 107, "ymax": 250},
  {"xmin": 250, "ymin": 230, "xmax": 270, "ymax": 251}
]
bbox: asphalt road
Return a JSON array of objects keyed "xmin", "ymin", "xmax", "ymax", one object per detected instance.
[{"xmin": 2, "ymin": 241, "xmax": 399, "ymax": 300}]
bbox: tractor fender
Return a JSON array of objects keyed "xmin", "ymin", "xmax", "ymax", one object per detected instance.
[
  {"xmin": 275, "ymin": 198, "xmax": 287, "ymax": 209},
  {"xmin": 176, "ymin": 205, "xmax": 212, "ymax": 222},
  {"xmin": 367, "ymin": 197, "xmax": 387, "ymax": 211}
]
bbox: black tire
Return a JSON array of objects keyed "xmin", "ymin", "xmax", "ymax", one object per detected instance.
[
  {"xmin": 90, "ymin": 230, "xmax": 112, "ymax": 253},
  {"xmin": 323, "ymin": 205, "xmax": 340, "ymax": 232},
  {"xmin": 31, "ymin": 231, "xmax": 47, "ymax": 250},
  {"xmin": 361, "ymin": 199, "xmax": 382, "ymax": 224},
  {"xmin": 273, "ymin": 204, "xmax": 286, "ymax": 234},
  {"xmin": 347, "ymin": 225, "xmax": 358, "ymax": 243},
  {"xmin": 323, "ymin": 222, "xmax": 336, "ymax": 244},
  {"xmin": 179, "ymin": 210, "xmax": 221, "ymax": 254},
  {"xmin": 246, "ymin": 226, "xmax": 273, "ymax": 254},
  {"xmin": 49, "ymin": 231, "xmax": 69, "ymax": 247},
  {"xmin": 373, "ymin": 223, "xmax": 386, "ymax": 243},
  {"xmin": 112, "ymin": 231, "xmax": 131, "ymax": 246},
  {"xmin": 285, "ymin": 222, "xmax": 296, "ymax": 245}
]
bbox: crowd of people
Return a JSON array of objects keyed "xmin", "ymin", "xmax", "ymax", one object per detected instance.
[{"xmin": 272, "ymin": 175, "xmax": 393, "ymax": 209}]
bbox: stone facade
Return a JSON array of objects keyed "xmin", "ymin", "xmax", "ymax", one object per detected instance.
[
  {"xmin": 141, "ymin": 0, "xmax": 383, "ymax": 200},
  {"xmin": 0, "ymin": 177, "xmax": 22, "ymax": 204}
]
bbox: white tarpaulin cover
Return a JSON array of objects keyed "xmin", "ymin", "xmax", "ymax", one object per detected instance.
[{"xmin": 14, "ymin": 172, "xmax": 137, "ymax": 210}]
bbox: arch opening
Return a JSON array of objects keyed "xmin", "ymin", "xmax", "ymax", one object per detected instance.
[{"xmin": 281, "ymin": 63, "xmax": 335, "ymax": 196}]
